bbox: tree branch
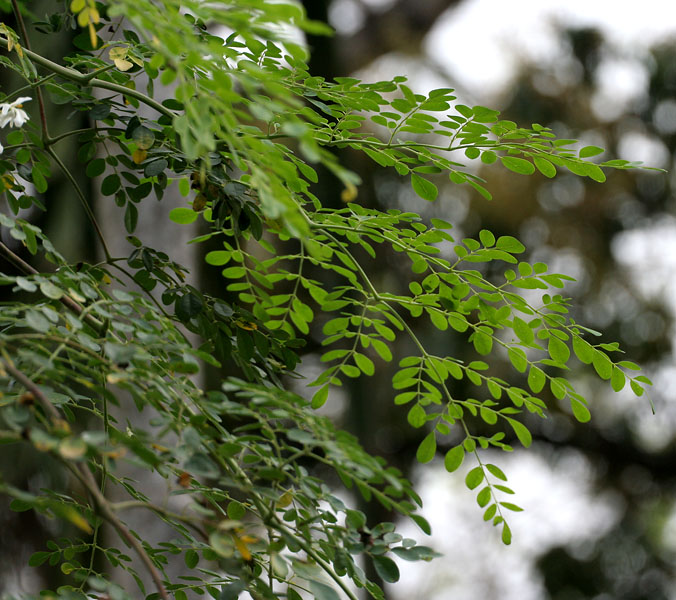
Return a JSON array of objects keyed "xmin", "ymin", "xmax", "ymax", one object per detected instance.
[{"xmin": 0, "ymin": 359, "xmax": 170, "ymax": 600}]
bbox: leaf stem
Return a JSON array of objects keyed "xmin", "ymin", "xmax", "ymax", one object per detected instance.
[
  {"xmin": 46, "ymin": 146, "xmax": 112, "ymax": 261},
  {"xmin": 10, "ymin": 0, "xmax": 49, "ymax": 138}
]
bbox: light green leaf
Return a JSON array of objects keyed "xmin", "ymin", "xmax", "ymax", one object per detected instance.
[
  {"xmin": 500, "ymin": 156, "xmax": 535, "ymax": 175},
  {"xmin": 169, "ymin": 207, "xmax": 198, "ymax": 225},
  {"xmin": 465, "ymin": 466, "xmax": 484, "ymax": 490},
  {"xmin": 579, "ymin": 145, "xmax": 604, "ymax": 158},
  {"xmin": 507, "ymin": 418, "xmax": 532, "ymax": 447},
  {"xmin": 533, "ymin": 156, "xmax": 556, "ymax": 178},
  {"xmin": 444, "ymin": 446, "xmax": 465, "ymax": 472},
  {"xmin": 512, "ymin": 316, "xmax": 534, "ymax": 345},
  {"xmin": 411, "ymin": 173, "xmax": 438, "ymax": 201},
  {"xmin": 416, "ymin": 432, "xmax": 436, "ymax": 463}
]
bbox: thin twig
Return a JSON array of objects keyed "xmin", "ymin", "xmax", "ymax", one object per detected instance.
[
  {"xmin": 0, "ymin": 360, "xmax": 170, "ymax": 600},
  {"xmin": 46, "ymin": 147, "xmax": 112, "ymax": 261},
  {"xmin": 0, "ymin": 37, "xmax": 175, "ymax": 120},
  {"xmin": 0, "ymin": 356, "xmax": 61, "ymax": 422},
  {"xmin": 0, "ymin": 240, "xmax": 105, "ymax": 333},
  {"xmin": 10, "ymin": 0, "xmax": 49, "ymax": 138}
]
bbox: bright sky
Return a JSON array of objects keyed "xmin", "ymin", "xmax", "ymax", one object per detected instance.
[{"xmin": 426, "ymin": 0, "xmax": 676, "ymax": 99}]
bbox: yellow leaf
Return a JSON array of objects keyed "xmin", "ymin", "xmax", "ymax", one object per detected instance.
[
  {"xmin": 62, "ymin": 506, "xmax": 93, "ymax": 534},
  {"xmin": 103, "ymin": 448, "xmax": 126, "ymax": 459},
  {"xmin": 114, "ymin": 59, "xmax": 133, "ymax": 72},
  {"xmin": 275, "ymin": 491, "xmax": 293, "ymax": 508},
  {"xmin": 70, "ymin": 0, "xmax": 85, "ymax": 11},
  {"xmin": 109, "ymin": 47, "xmax": 127, "ymax": 60},
  {"xmin": 77, "ymin": 7, "xmax": 89, "ymax": 27},
  {"xmin": 58, "ymin": 438, "xmax": 87, "ymax": 460},
  {"xmin": 88, "ymin": 22, "xmax": 97, "ymax": 49},
  {"xmin": 52, "ymin": 419, "xmax": 71, "ymax": 435},
  {"xmin": 341, "ymin": 182, "xmax": 358, "ymax": 203},
  {"xmin": 233, "ymin": 534, "xmax": 252, "ymax": 561},
  {"xmin": 132, "ymin": 149, "xmax": 147, "ymax": 164}
]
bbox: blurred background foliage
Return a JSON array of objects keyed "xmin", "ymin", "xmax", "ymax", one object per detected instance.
[{"xmin": 1, "ymin": 0, "xmax": 674, "ymax": 598}]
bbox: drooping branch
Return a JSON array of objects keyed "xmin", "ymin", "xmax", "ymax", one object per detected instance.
[{"xmin": 0, "ymin": 360, "xmax": 170, "ymax": 600}]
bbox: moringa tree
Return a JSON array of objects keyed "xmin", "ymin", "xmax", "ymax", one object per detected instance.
[{"xmin": 0, "ymin": 2, "xmax": 654, "ymax": 599}]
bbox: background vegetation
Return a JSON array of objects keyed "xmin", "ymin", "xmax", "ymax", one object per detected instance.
[{"xmin": 0, "ymin": 2, "xmax": 670, "ymax": 599}]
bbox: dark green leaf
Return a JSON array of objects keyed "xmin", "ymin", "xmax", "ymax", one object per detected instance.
[{"xmin": 372, "ymin": 555, "xmax": 400, "ymax": 583}]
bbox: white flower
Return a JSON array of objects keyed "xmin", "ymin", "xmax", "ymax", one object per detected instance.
[{"xmin": 0, "ymin": 97, "xmax": 31, "ymax": 128}]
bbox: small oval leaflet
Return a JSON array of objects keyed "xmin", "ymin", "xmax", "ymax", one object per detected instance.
[{"xmin": 410, "ymin": 173, "xmax": 439, "ymax": 201}]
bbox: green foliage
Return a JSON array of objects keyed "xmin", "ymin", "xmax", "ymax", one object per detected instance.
[{"xmin": 0, "ymin": 2, "xmax": 654, "ymax": 598}]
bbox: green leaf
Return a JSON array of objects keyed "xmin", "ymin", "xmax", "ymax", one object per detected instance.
[
  {"xmin": 416, "ymin": 432, "xmax": 436, "ymax": 463},
  {"xmin": 533, "ymin": 156, "xmax": 556, "ymax": 178},
  {"xmin": 500, "ymin": 156, "xmax": 535, "ymax": 175},
  {"xmin": 479, "ymin": 229, "xmax": 496, "ymax": 247},
  {"xmin": 512, "ymin": 316, "xmax": 534, "ymax": 345},
  {"xmin": 311, "ymin": 386, "xmax": 329, "ymax": 409},
  {"xmin": 485, "ymin": 463, "xmax": 507, "ymax": 481},
  {"xmin": 144, "ymin": 158, "xmax": 168, "ymax": 177},
  {"xmin": 184, "ymin": 549, "xmax": 199, "ymax": 569},
  {"xmin": 444, "ymin": 446, "xmax": 465, "ymax": 472},
  {"xmin": 101, "ymin": 174, "xmax": 121, "ymax": 196},
  {"xmin": 175, "ymin": 293, "xmax": 203, "ymax": 321},
  {"xmin": 169, "ymin": 207, "xmax": 198, "ymax": 224},
  {"xmin": 507, "ymin": 418, "xmax": 532, "ymax": 447},
  {"xmin": 308, "ymin": 580, "xmax": 340, "ymax": 600},
  {"xmin": 411, "ymin": 173, "xmax": 438, "ymax": 201},
  {"xmin": 527, "ymin": 366, "xmax": 546, "ymax": 394},
  {"xmin": 407, "ymin": 404, "xmax": 427, "ymax": 428},
  {"xmin": 579, "ymin": 145, "xmax": 604, "ymax": 158},
  {"xmin": 548, "ymin": 336, "xmax": 570, "ymax": 364},
  {"xmin": 132, "ymin": 125, "xmax": 155, "ymax": 149},
  {"xmin": 354, "ymin": 352, "xmax": 375, "ymax": 376},
  {"xmin": 205, "ymin": 250, "xmax": 231, "ymax": 266},
  {"xmin": 573, "ymin": 336, "xmax": 594, "ymax": 364},
  {"xmin": 410, "ymin": 513, "xmax": 432, "ymax": 535},
  {"xmin": 476, "ymin": 486, "xmax": 491, "ymax": 507},
  {"xmin": 570, "ymin": 398, "xmax": 591, "ymax": 423},
  {"xmin": 473, "ymin": 328, "xmax": 493, "ymax": 355},
  {"xmin": 507, "ymin": 347, "xmax": 527, "ymax": 373},
  {"xmin": 372, "ymin": 555, "xmax": 400, "ymax": 583},
  {"xmin": 501, "ymin": 522, "xmax": 512, "ymax": 545},
  {"xmin": 86, "ymin": 158, "xmax": 106, "ymax": 178},
  {"xmin": 124, "ymin": 202, "xmax": 138, "ymax": 233},
  {"xmin": 495, "ymin": 236, "xmax": 525, "ymax": 253},
  {"xmin": 32, "ymin": 167, "xmax": 48, "ymax": 193},
  {"xmin": 611, "ymin": 367, "xmax": 626, "ymax": 392},
  {"xmin": 465, "ymin": 466, "xmax": 484, "ymax": 490},
  {"xmin": 39, "ymin": 281, "xmax": 63, "ymax": 300},
  {"xmin": 227, "ymin": 500, "xmax": 246, "ymax": 520},
  {"xmin": 592, "ymin": 350, "xmax": 612, "ymax": 380}
]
